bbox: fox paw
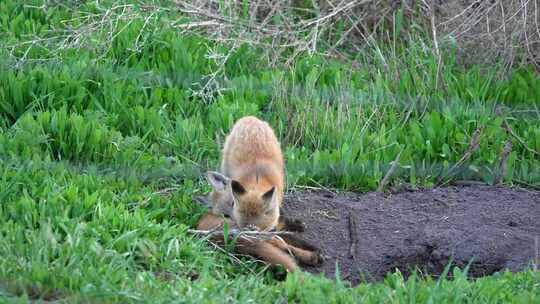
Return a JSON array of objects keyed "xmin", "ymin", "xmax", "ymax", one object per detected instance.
[
  {"xmin": 284, "ymin": 218, "xmax": 306, "ymax": 232},
  {"xmin": 300, "ymin": 251, "xmax": 325, "ymax": 267},
  {"xmin": 311, "ymin": 251, "xmax": 325, "ymax": 267}
]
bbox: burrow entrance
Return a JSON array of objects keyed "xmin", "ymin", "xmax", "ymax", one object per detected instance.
[{"xmin": 282, "ymin": 185, "xmax": 540, "ymax": 284}]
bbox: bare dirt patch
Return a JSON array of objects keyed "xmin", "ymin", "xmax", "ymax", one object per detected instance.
[{"xmin": 282, "ymin": 185, "xmax": 540, "ymax": 285}]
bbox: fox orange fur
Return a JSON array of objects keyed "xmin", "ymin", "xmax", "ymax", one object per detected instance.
[
  {"xmin": 196, "ymin": 212, "xmax": 322, "ymax": 272},
  {"xmin": 206, "ymin": 116, "xmax": 285, "ymax": 231}
]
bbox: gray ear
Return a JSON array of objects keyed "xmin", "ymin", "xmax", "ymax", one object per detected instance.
[{"xmin": 206, "ymin": 171, "xmax": 230, "ymax": 191}]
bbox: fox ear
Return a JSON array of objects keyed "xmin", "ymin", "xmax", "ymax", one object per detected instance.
[
  {"xmin": 206, "ymin": 171, "xmax": 229, "ymax": 191},
  {"xmin": 231, "ymin": 180, "xmax": 246, "ymax": 196},
  {"xmin": 262, "ymin": 187, "xmax": 276, "ymax": 207}
]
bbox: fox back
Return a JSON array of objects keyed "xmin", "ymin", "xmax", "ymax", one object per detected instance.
[{"xmin": 207, "ymin": 116, "xmax": 284, "ymax": 231}]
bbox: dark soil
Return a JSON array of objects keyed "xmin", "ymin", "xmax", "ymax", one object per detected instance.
[{"xmin": 281, "ymin": 185, "xmax": 540, "ymax": 285}]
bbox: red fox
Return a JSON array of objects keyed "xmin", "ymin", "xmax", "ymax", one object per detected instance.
[
  {"xmin": 196, "ymin": 212, "xmax": 322, "ymax": 272},
  {"xmin": 206, "ymin": 116, "xmax": 285, "ymax": 231}
]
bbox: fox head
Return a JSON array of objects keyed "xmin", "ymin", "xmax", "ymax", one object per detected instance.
[{"xmin": 206, "ymin": 171, "xmax": 279, "ymax": 231}]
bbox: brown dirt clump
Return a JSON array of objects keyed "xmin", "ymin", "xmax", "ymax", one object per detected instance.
[{"xmin": 281, "ymin": 185, "xmax": 540, "ymax": 285}]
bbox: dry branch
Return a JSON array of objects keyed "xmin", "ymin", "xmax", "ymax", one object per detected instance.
[
  {"xmin": 534, "ymin": 236, "xmax": 539, "ymax": 272},
  {"xmin": 348, "ymin": 212, "xmax": 359, "ymax": 259},
  {"xmin": 378, "ymin": 148, "xmax": 403, "ymax": 192},
  {"xmin": 502, "ymin": 120, "xmax": 540, "ymax": 157},
  {"xmin": 9, "ymin": 0, "xmax": 539, "ymax": 70},
  {"xmin": 437, "ymin": 127, "xmax": 483, "ymax": 186},
  {"xmin": 494, "ymin": 140, "xmax": 513, "ymax": 185}
]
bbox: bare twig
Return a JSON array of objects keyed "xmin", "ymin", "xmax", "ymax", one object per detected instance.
[
  {"xmin": 301, "ymin": 0, "xmax": 364, "ymax": 27},
  {"xmin": 174, "ymin": 20, "xmax": 221, "ymax": 30},
  {"xmin": 428, "ymin": 1, "xmax": 444, "ymax": 93},
  {"xmin": 514, "ymin": 179, "xmax": 540, "ymax": 191},
  {"xmin": 451, "ymin": 180, "xmax": 488, "ymax": 187},
  {"xmin": 9, "ymin": 0, "xmax": 539, "ymax": 71},
  {"xmin": 502, "ymin": 120, "xmax": 540, "ymax": 157},
  {"xmin": 348, "ymin": 212, "xmax": 359, "ymax": 259},
  {"xmin": 494, "ymin": 140, "xmax": 513, "ymax": 185},
  {"xmin": 204, "ymin": 238, "xmax": 258, "ymax": 275},
  {"xmin": 153, "ymin": 187, "xmax": 179, "ymax": 198},
  {"xmin": 438, "ymin": 0, "xmax": 539, "ymax": 70},
  {"xmin": 534, "ymin": 236, "xmax": 539, "ymax": 272},
  {"xmin": 6, "ymin": 3, "xmax": 164, "ymax": 66},
  {"xmin": 378, "ymin": 148, "xmax": 403, "ymax": 192},
  {"xmin": 437, "ymin": 127, "xmax": 483, "ymax": 186},
  {"xmin": 307, "ymin": 178, "xmax": 337, "ymax": 196}
]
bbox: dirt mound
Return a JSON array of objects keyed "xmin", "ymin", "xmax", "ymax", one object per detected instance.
[{"xmin": 282, "ymin": 185, "xmax": 540, "ymax": 284}]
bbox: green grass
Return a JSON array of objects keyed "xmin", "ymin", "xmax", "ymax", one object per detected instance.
[{"xmin": 0, "ymin": 1, "xmax": 539, "ymax": 302}]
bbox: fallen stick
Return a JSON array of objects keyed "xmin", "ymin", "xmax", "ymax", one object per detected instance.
[
  {"xmin": 534, "ymin": 236, "xmax": 539, "ymax": 272},
  {"xmin": 348, "ymin": 212, "xmax": 359, "ymax": 260},
  {"xmin": 437, "ymin": 127, "xmax": 483, "ymax": 186},
  {"xmin": 502, "ymin": 120, "xmax": 540, "ymax": 157},
  {"xmin": 494, "ymin": 140, "xmax": 513, "ymax": 185},
  {"xmin": 450, "ymin": 180, "xmax": 487, "ymax": 186},
  {"xmin": 378, "ymin": 148, "xmax": 403, "ymax": 192}
]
